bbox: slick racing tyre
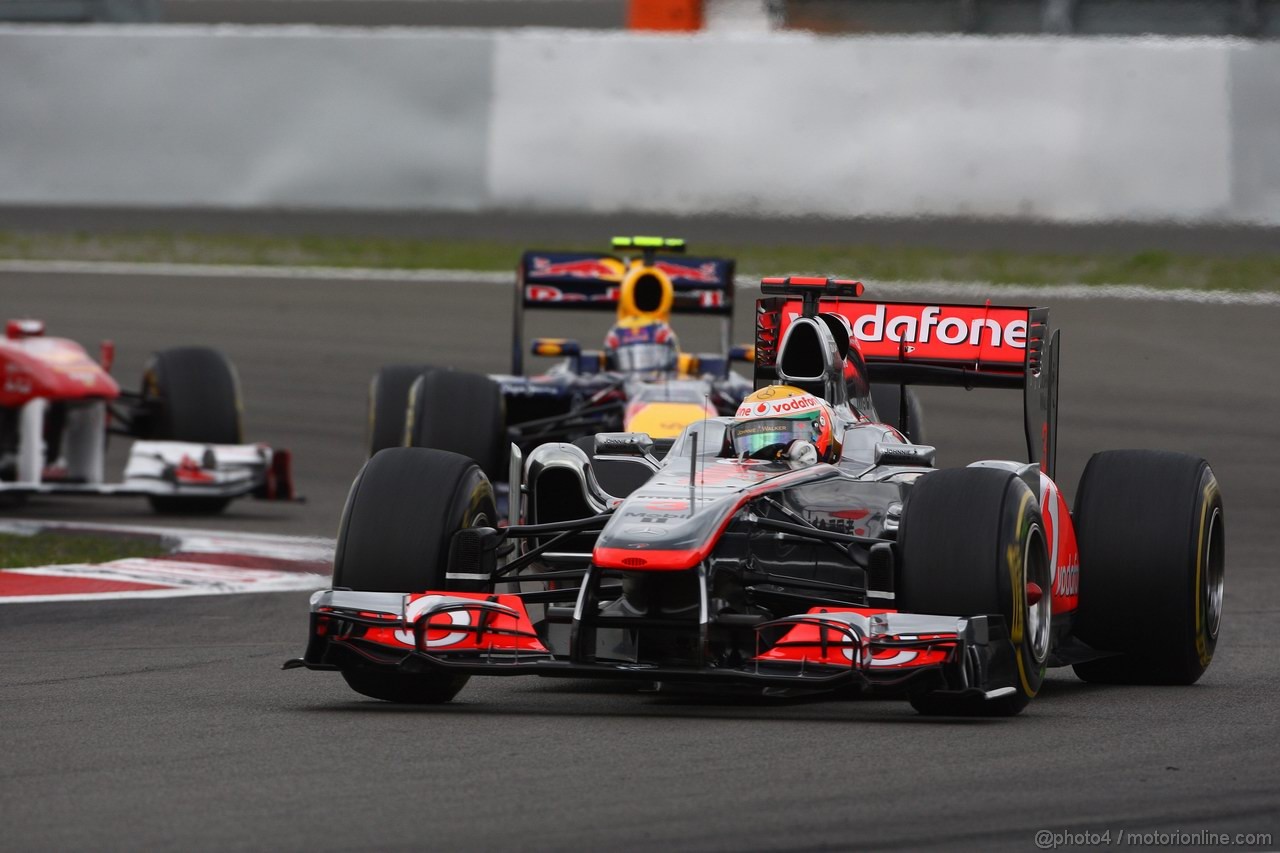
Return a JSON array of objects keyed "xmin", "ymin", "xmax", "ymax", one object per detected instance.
[
  {"xmin": 869, "ymin": 383, "xmax": 926, "ymax": 444},
  {"xmin": 1071, "ymin": 451, "xmax": 1224, "ymax": 685},
  {"xmin": 405, "ymin": 369, "xmax": 506, "ymax": 481},
  {"xmin": 898, "ymin": 467, "xmax": 1051, "ymax": 716},
  {"xmin": 141, "ymin": 347, "xmax": 243, "ymax": 514},
  {"xmin": 367, "ymin": 364, "xmax": 432, "ymax": 457},
  {"xmin": 332, "ymin": 447, "xmax": 497, "ymax": 704}
]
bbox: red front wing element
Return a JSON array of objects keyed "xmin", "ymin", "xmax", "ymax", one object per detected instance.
[
  {"xmin": 755, "ymin": 608, "xmax": 957, "ymax": 670},
  {"xmin": 323, "ymin": 592, "xmax": 549, "ymax": 655}
]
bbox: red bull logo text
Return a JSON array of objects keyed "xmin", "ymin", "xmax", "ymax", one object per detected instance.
[
  {"xmin": 653, "ymin": 260, "xmax": 722, "ymax": 284},
  {"xmin": 528, "ymin": 256, "xmax": 625, "ymax": 281}
]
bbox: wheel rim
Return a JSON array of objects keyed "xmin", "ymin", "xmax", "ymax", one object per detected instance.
[
  {"xmin": 1205, "ymin": 506, "xmax": 1225, "ymax": 639},
  {"xmin": 1025, "ymin": 525, "xmax": 1052, "ymax": 663}
]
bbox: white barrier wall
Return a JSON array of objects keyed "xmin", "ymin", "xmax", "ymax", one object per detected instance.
[
  {"xmin": 1, "ymin": 25, "xmax": 1277, "ymax": 224},
  {"xmin": 0, "ymin": 26, "xmax": 494, "ymax": 208}
]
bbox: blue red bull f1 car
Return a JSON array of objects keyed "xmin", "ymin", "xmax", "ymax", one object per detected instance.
[
  {"xmin": 291, "ymin": 276, "xmax": 1224, "ymax": 715},
  {"xmin": 364, "ymin": 238, "xmax": 925, "ymax": 502}
]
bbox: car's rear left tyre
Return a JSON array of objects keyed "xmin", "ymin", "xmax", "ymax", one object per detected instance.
[
  {"xmin": 406, "ymin": 369, "xmax": 506, "ymax": 481},
  {"xmin": 331, "ymin": 447, "xmax": 496, "ymax": 704},
  {"xmin": 367, "ymin": 364, "xmax": 433, "ymax": 457},
  {"xmin": 898, "ymin": 467, "xmax": 1050, "ymax": 716},
  {"xmin": 140, "ymin": 347, "xmax": 243, "ymax": 514},
  {"xmin": 1071, "ymin": 450, "xmax": 1224, "ymax": 685}
]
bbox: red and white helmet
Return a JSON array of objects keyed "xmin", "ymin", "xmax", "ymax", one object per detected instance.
[{"xmin": 730, "ymin": 385, "xmax": 840, "ymax": 463}]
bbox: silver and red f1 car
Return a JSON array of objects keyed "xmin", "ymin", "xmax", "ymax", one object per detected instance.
[
  {"xmin": 289, "ymin": 278, "xmax": 1224, "ymax": 715},
  {"xmin": 0, "ymin": 318, "xmax": 294, "ymax": 513}
]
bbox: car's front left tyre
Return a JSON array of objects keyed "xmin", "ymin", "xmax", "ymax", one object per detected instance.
[
  {"xmin": 331, "ymin": 447, "xmax": 497, "ymax": 704},
  {"xmin": 140, "ymin": 346, "xmax": 242, "ymax": 514},
  {"xmin": 898, "ymin": 467, "xmax": 1051, "ymax": 716}
]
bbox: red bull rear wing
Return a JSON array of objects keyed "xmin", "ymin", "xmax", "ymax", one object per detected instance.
[
  {"xmin": 512, "ymin": 248, "xmax": 737, "ymax": 375},
  {"xmin": 518, "ymin": 251, "xmax": 735, "ymax": 316},
  {"xmin": 754, "ymin": 285, "xmax": 1060, "ymax": 478}
]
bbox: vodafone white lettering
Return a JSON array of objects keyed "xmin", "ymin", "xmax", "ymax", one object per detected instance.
[
  {"xmin": 849, "ymin": 305, "xmax": 1027, "ymax": 349},
  {"xmin": 736, "ymin": 396, "xmax": 818, "ymax": 418}
]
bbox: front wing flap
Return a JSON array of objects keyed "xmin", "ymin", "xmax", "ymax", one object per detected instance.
[
  {"xmin": 122, "ymin": 440, "xmax": 292, "ymax": 499},
  {"xmin": 0, "ymin": 440, "xmax": 295, "ymax": 500},
  {"xmin": 291, "ymin": 592, "xmax": 1018, "ymax": 699}
]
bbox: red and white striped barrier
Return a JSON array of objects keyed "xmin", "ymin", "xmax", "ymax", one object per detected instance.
[{"xmin": 0, "ymin": 521, "xmax": 332, "ymax": 604}]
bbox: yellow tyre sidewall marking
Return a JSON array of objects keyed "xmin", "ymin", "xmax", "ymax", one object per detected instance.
[
  {"xmin": 1009, "ymin": 488, "xmax": 1040, "ymax": 698},
  {"xmin": 1194, "ymin": 475, "xmax": 1220, "ymax": 667}
]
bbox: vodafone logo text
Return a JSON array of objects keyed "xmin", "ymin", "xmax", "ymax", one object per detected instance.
[
  {"xmin": 736, "ymin": 396, "xmax": 819, "ymax": 418},
  {"xmin": 782, "ymin": 302, "xmax": 1033, "ymax": 366},
  {"xmin": 850, "ymin": 305, "xmax": 1027, "ymax": 348}
]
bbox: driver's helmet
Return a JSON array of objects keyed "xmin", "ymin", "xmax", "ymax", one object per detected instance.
[
  {"xmin": 605, "ymin": 320, "xmax": 679, "ymax": 374},
  {"xmin": 730, "ymin": 385, "xmax": 840, "ymax": 463}
]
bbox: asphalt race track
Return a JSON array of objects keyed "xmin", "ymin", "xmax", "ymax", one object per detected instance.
[{"xmin": 1, "ymin": 269, "xmax": 1278, "ymax": 851}]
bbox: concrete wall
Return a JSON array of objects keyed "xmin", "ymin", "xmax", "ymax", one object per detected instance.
[{"xmin": 1, "ymin": 25, "xmax": 1276, "ymax": 224}]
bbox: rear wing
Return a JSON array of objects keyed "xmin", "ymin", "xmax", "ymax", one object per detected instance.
[
  {"xmin": 512, "ymin": 250, "xmax": 736, "ymax": 374},
  {"xmin": 755, "ymin": 295, "xmax": 1060, "ymax": 478}
]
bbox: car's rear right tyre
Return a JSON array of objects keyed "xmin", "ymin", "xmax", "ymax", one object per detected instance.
[
  {"xmin": 367, "ymin": 364, "xmax": 433, "ymax": 457},
  {"xmin": 1070, "ymin": 450, "xmax": 1224, "ymax": 685},
  {"xmin": 898, "ymin": 467, "xmax": 1050, "ymax": 716},
  {"xmin": 332, "ymin": 447, "xmax": 497, "ymax": 704}
]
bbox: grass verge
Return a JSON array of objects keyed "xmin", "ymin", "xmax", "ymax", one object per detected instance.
[
  {"xmin": 0, "ymin": 530, "xmax": 168, "ymax": 570},
  {"xmin": 2, "ymin": 230, "xmax": 1279, "ymax": 291}
]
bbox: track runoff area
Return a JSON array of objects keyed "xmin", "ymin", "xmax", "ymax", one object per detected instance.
[{"xmin": 0, "ymin": 263, "xmax": 1276, "ymax": 852}]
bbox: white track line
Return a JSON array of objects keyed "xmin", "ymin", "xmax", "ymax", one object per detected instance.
[
  {"xmin": 0, "ymin": 258, "xmax": 504, "ymax": 283},
  {"xmin": 4, "ymin": 258, "xmax": 1279, "ymax": 306}
]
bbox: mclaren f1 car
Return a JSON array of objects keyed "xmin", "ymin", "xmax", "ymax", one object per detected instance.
[
  {"xmin": 290, "ymin": 277, "xmax": 1223, "ymax": 715},
  {"xmin": 364, "ymin": 237, "xmax": 924, "ymax": 497},
  {"xmin": 0, "ymin": 318, "xmax": 294, "ymax": 513}
]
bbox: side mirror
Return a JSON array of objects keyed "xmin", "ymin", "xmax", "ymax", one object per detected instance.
[
  {"xmin": 6, "ymin": 319, "xmax": 45, "ymax": 339},
  {"xmin": 594, "ymin": 432, "xmax": 655, "ymax": 458},
  {"xmin": 531, "ymin": 338, "xmax": 581, "ymax": 358},
  {"xmin": 874, "ymin": 442, "xmax": 936, "ymax": 468},
  {"xmin": 729, "ymin": 344, "xmax": 754, "ymax": 363},
  {"xmin": 99, "ymin": 340, "xmax": 115, "ymax": 372}
]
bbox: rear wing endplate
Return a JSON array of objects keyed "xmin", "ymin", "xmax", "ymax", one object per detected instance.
[{"xmin": 754, "ymin": 296, "xmax": 1060, "ymax": 478}]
